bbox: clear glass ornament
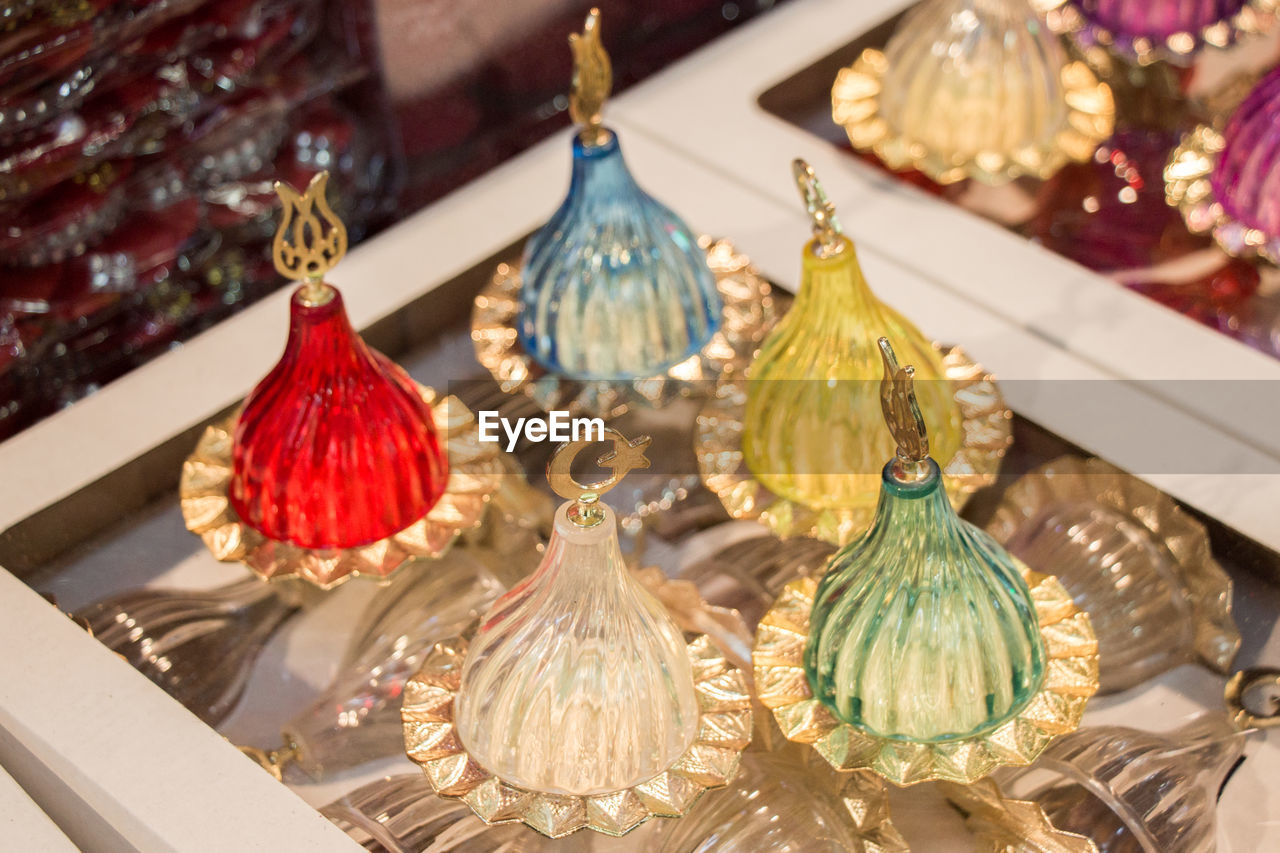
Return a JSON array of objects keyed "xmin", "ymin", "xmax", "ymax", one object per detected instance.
[
  {"xmin": 1001, "ymin": 715, "xmax": 1247, "ymax": 853},
  {"xmin": 454, "ymin": 499, "xmax": 699, "ymax": 796},
  {"xmin": 279, "ymin": 550, "xmax": 503, "ymax": 779},
  {"xmin": 655, "ymin": 744, "xmax": 905, "ymax": 852},
  {"xmin": 518, "ymin": 129, "xmax": 722, "ymax": 380},
  {"xmin": 742, "ymin": 166, "xmax": 961, "ymax": 513},
  {"xmin": 74, "ymin": 578, "xmax": 307, "ymax": 727},
  {"xmin": 803, "ymin": 338, "xmax": 1044, "ymax": 741},
  {"xmin": 989, "ymin": 456, "xmax": 1239, "ymax": 694}
]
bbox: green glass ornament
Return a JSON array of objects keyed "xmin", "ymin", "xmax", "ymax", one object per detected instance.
[{"xmin": 804, "ymin": 338, "xmax": 1046, "ymax": 742}]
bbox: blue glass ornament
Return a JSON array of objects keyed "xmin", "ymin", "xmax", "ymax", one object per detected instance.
[{"xmin": 519, "ymin": 129, "xmax": 722, "ymax": 379}]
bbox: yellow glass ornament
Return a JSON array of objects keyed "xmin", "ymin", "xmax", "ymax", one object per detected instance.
[{"xmin": 742, "ymin": 161, "xmax": 962, "ymax": 511}]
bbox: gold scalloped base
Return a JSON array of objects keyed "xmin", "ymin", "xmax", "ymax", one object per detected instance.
[
  {"xmin": 940, "ymin": 778, "xmax": 1099, "ymax": 853},
  {"xmin": 1165, "ymin": 124, "xmax": 1280, "ymax": 264},
  {"xmin": 986, "ymin": 454, "xmax": 1239, "ymax": 678},
  {"xmin": 832, "ymin": 49, "xmax": 1114, "ymax": 186},
  {"xmin": 471, "ymin": 236, "xmax": 779, "ymax": 418},
  {"xmin": 695, "ymin": 344, "xmax": 1012, "ymax": 546},
  {"xmin": 402, "ymin": 633, "xmax": 753, "ymax": 838},
  {"xmin": 754, "ymin": 570, "xmax": 1099, "ymax": 786},
  {"xmin": 180, "ymin": 390, "xmax": 503, "ymax": 589},
  {"xmin": 1041, "ymin": 0, "xmax": 1279, "ymax": 66}
]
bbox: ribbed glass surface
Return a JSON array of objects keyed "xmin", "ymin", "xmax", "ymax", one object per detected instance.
[
  {"xmin": 229, "ymin": 287, "xmax": 447, "ymax": 549},
  {"xmin": 1004, "ymin": 503, "xmax": 1196, "ymax": 693},
  {"xmin": 1006, "ymin": 715, "xmax": 1245, "ymax": 853},
  {"xmin": 880, "ymin": 0, "xmax": 1071, "ymax": 163},
  {"xmin": 1212, "ymin": 66, "xmax": 1280, "ymax": 236},
  {"xmin": 804, "ymin": 460, "xmax": 1045, "ymax": 741},
  {"xmin": 454, "ymin": 502, "xmax": 699, "ymax": 795},
  {"xmin": 283, "ymin": 551, "xmax": 503, "ymax": 779},
  {"xmin": 1079, "ymin": 0, "xmax": 1245, "ymax": 40},
  {"xmin": 742, "ymin": 238, "xmax": 961, "ymax": 511},
  {"xmin": 518, "ymin": 130, "xmax": 722, "ymax": 379}
]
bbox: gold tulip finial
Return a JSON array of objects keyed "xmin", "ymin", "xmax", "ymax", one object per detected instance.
[
  {"xmin": 569, "ymin": 8, "xmax": 612, "ymax": 146},
  {"xmin": 273, "ymin": 171, "xmax": 348, "ymax": 305}
]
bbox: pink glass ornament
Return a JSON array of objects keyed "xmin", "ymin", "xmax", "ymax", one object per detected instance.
[{"xmin": 228, "ymin": 287, "xmax": 448, "ymax": 550}]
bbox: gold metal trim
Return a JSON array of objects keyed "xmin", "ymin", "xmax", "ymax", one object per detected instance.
[
  {"xmin": 831, "ymin": 48, "xmax": 1115, "ymax": 185},
  {"xmin": 1040, "ymin": 0, "xmax": 1279, "ymax": 66},
  {"xmin": 569, "ymin": 7, "xmax": 611, "ymax": 146},
  {"xmin": 986, "ymin": 454, "xmax": 1240, "ymax": 676},
  {"xmin": 940, "ymin": 777, "xmax": 1099, "ymax": 852},
  {"xmin": 402, "ymin": 632, "xmax": 753, "ymax": 838},
  {"xmin": 754, "ymin": 571, "xmax": 1099, "ymax": 786},
  {"xmin": 695, "ymin": 344, "xmax": 1012, "ymax": 546},
  {"xmin": 180, "ymin": 389, "xmax": 503, "ymax": 589},
  {"xmin": 1165, "ymin": 123, "xmax": 1280, "ymax": 264},
  {"xmin": 471, "ymin": 237, "xmax": 779, "ymax": 418}
]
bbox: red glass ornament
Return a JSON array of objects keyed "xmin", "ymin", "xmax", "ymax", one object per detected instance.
[{"xmin": 228, "ymin": 287, "xmax": 448, "ymax": 550}]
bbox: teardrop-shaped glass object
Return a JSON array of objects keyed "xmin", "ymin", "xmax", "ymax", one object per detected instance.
[
  {"xmin": 74, "ymin": 578, "xmax": 305, "ymax": 727},
  {"xmin": 454, "ymin": 500, "xmax": 699, "ymax": 795},
  {"xmin": 281, "ymin": 550, "xmax": 503, "ymax": 779},
  {"xmin": 805, "ymin": 458, "xmax": 1046, "ymax": 740},
  {"xmin": 1211, "ymin": 66, "xmax": 1280, "ymax": 245},
  {"xmin": 743, "ymin": 237, "xmax": 962, "ymax": 511},
  {"xmin": 1002, "ymin": 714, "xmax": 1246, "ymax": 853},
  {"xmin": 229, "ymin": 287, "xmax": 448, "ymax": 549},
  {"xmin": 835, "ymin": 0, "xmax": 1114, "ymax": 184},
  {"xmin": 518, "ymin": 130, "xmax": 722, "ymax": 380}
]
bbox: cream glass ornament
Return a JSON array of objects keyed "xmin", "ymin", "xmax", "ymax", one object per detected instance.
[
  {"xmin": 453, "ymin": 431, "xmax": 700, "ymax": 796},
  {"xmin": 833, "ymin": 0, "xmax": 1115, "ymax": 184}
]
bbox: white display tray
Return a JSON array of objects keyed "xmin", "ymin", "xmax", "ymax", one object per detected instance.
[{"xmin": 1, "ymin": 7, "xmax": 1278, "ymax": 845}]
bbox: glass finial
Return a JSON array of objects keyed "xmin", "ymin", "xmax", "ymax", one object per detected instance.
[
  {"xmin": 803, "ymin": 338, "xmax": 1046, "ymax": 741},
  {"xmin": 742, "ymin": 163, "xmax": 962, "ymax": 512},
  {"xmin": 516, "ymin": 10, "xmax": 722, "ymax": 380},
  {"xmin": 454, "ymin": 429, "xmax": 699, "ymax": 795}
]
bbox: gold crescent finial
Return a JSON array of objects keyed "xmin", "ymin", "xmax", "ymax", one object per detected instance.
[
  {"xmin": 792, "ymin": 158, "xmax": 844, "ymax": 258},
  {"xmin": 569, "ymin": 7, "xmax": 612, "ymax": 146},
  {"xmin": 547, "ymin": 428, "xmax": 650, "ymax": 527},
  {"xmin": 273, "ymin": 171, "xmax": 348, "ymax": 303},
  {"xmin": 878, "ymin": 337, "xmax": 930, "ymax": 480}
]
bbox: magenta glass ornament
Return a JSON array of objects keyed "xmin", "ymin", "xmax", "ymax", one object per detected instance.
[
  {"xmin": 228, "ymin": 287, "xmax": 448, "ymax": 550},
  {"xmin": 1065, "ymin": 0, "xmax": 1268, "ymax": 60},
  {"xmin": 1211, "ymin": 65, "xmax": 1280, "ymax": 244}
]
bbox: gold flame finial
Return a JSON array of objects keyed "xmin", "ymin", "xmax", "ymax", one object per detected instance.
[
  {"xmin": 547, "ymin": 428, "xmax": 650, "ymax": 527},
  {"xmin": 273, "ymin": 171, "xmax": 348, "ymax": 303},
  {"xmin": 569, "ymin": 8, "xmax": 612, "ymax": 146},
  {"xmin": 792, "ymin": 159, "xmax": 844, "ymax": 258},
  {"xmin": 878, "ymin": 337, "xmax": 930, "ymax": 479}
]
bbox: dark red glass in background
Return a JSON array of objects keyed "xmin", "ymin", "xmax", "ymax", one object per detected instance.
[
  {"xmin": 0, "ymin": 0, "xmax": 787, "ymax": 442},
  {"xmin": 229, "ymin": 287, "xmax": 447, "ymax": 549}
]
